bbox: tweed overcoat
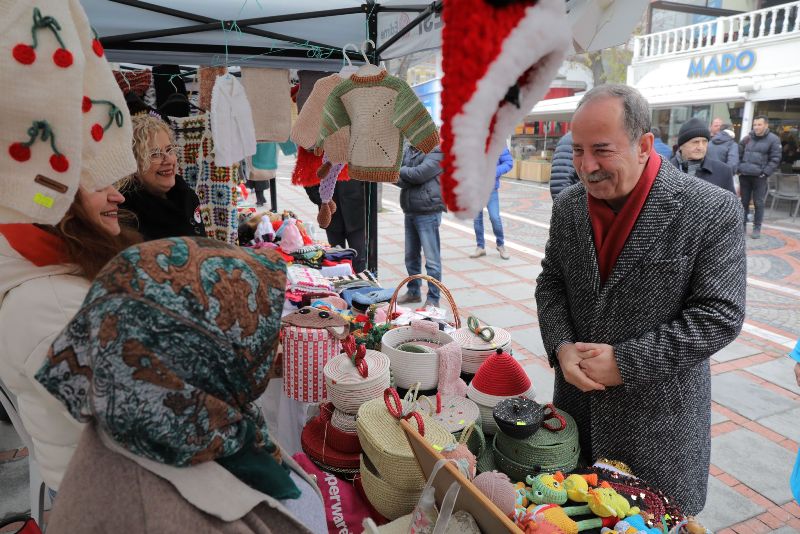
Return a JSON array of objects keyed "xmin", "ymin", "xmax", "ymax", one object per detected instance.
[{"xmin": 535, "ymin": 158, "xmax": 746, "ymax": 515}]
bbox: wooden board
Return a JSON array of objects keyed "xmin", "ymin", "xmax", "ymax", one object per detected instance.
[{"xmin": 400, "ymin": 419, "xmax": 520, "ymax": 533}]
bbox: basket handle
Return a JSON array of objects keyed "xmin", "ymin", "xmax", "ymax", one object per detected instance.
[{"xmin": 385, "ymin": 274, "xmax": 461, "ymax": 328}]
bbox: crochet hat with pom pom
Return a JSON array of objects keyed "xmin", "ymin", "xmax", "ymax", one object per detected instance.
[
  {"xmin": 1, "ymin": 0, "xmax": 136, "ymax": 224},
  {"xmin": 440, "ymin": 0, "xmax": 569, "ymax": 219}
]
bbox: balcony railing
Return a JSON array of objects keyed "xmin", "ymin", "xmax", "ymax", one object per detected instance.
[{"xmin": 633, "ymin": 0, "xmax": 800, "ymax": 62}]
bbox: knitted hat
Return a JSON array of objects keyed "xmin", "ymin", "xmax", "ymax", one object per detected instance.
[
  {"xmin": 678, "ymin": 117, "xmax": 710, "ymax": 147},
  {"xmin": 470, "ymin": 349, "xmax": 533, "ymax": 398},
  {"xmin": 440, "ymin": 0, "xmax": 569, "ymax": 219},
  {"xmin": 1, "ymin": 0, "xmax": 136, "ymax": 224}
]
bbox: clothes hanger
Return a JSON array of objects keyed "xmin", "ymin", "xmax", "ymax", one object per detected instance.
[
  {"xmin": 338, "ymin": 43, "xmax": 359, "ymax": 79},
  {"xmin": 159, "ymin": 92, "xmax": 205, "ymax": 113},
  {"xmin": 355, "ymin": 40, "xmax": 383, "ymax": 77}
]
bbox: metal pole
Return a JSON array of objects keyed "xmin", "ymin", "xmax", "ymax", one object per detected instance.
[{"xmin": 365, "ymin": 3, "xmax": 380, "ymax": 274}]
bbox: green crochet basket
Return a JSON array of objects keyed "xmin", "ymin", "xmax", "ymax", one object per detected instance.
[{"xmin": 492, "ymin": 406, "xmax": 580, "ymax": 482}]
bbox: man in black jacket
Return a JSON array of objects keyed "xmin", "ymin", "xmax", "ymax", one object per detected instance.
[
  {"xmin": 739, "ymin": 115, "xmax": 782, "ymax": 239},
  {"xmin": 549, "ymin": 132, "xmax": 579, "ymax": 199},
  {"xmin": 670, "ymin": 117, "xmax": 736, "ymax": 195},
  {"xmin": 396, "ymin": 145, "xmax": 445, "ymax": 308}
]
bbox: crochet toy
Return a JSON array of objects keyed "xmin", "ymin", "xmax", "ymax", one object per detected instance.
[
  {"xmin": 526, "ymin": 472, "xmax": 568, "ymax": 506},
  {"xmin": 514, "ymin": 511, "xmax": 564, "ymax": 534},
  {"xmin": 514, "ymin": 481, "xmax": 529, "ymax": 512},
  {"xmin": 669, "ymin": 518, "xmax": 711, "ymax": 534},
  {"xmin": 530, "ymin": 504, "xmax": 618, "ymax": 534},
  {"xmin": 585, "ymin": 487, "xmax": 640, "ymax": 519},
  {"xmin": 439, "ymin": 0, "xmax": 569, "ymax": 219},
  {"xmin": 472, "ymin": 471, "xmax": 516, "ymax": 516},
  {"xmin": 278, "ymin": 218, "xmax": 304, "ymax": 254},
  {"xmin": 564, "ymin": 473, "xmax": 599, "ymax": 503},
  {"xmin": 601, "ymin": 514, "xmax": 664, "ymax": 534},
  {"xmin": 437, "ymin": 341, "xmax": 467, "ymax": 397}
]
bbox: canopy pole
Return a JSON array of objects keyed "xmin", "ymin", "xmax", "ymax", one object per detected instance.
[{"xmin": 365, "ymin": 2, "xmax": 380, "ymax": 275}]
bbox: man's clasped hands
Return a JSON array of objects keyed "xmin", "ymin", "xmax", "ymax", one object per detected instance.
[{"xmin": 557, "ymin": 342, "xmax": 623, "ymax": 392}]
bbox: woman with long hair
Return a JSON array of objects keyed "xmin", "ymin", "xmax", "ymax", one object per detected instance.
[
  {"xmin": 0, "ymin": 184, "xmax": 141, "ymax": 492},
  {"xmin": 121, "ymin": 114, "xmax": 206, "ymax": 240}
]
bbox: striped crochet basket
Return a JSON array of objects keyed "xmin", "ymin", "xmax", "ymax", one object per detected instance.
[
  {"xmin": 324, "ymin": 349, "xmax": 391, "ymax": 415},
  {"xmin": 282, "ymin": 324, "xmax": 341, "ymax": 403}
]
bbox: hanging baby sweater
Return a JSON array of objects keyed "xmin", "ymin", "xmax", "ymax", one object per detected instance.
[
  {"xmin": 210, "ymin": 75, "xmax": 257, "ymax": 167},
  {"xmin": 316, "ymin": 70, "xmax": 439, "ymax": 182},
  {"xmin": 290, "ymin": 74, "xmax": 349, "ymax": 163}
]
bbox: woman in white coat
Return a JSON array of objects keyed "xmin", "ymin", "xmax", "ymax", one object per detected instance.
[{"xmin": 0, "ymin": 185, "xmax": 140, "ymax": 491}]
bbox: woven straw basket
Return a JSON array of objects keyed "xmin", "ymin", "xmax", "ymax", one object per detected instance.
[
  {"xmin": 360, "ymin": 454, "xmax": 421, "ymax": 520},
  {"xmin": 356, "ymin": 390, "xmax": 455, "ymax": 490},
  {"xmin": 381, "ymin": 274, "xmax": 461, "ymax": 390},
  {"xmin": 324, "ymin": 349, "xmax": 391, "ymax": 414}
]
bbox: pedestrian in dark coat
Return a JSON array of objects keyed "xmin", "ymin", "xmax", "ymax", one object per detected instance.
[
  {"xmin": 536, "ymin": 85, "xmax": 746, "ymax": 516},
  {"xmin": 305, "ymin": 179, "xmax": 366, "ymax": 272},
  {"xmin": 669, "ymin": 117, "xmax": 736, "ymax": 195},
  {"xmin": 706, "ymin": 125, "xmax": 739, "ymax": 170},
  {"xmin": 396, "ymin": 145, "xmax": 445, "ymax": 308},
  {"xmin": 549, "ymin": 132, "xmax": 579, "ymax": 199},
  {"xmin": 738, "ymin": 115, "xmax": 782, "ymax": 238}
]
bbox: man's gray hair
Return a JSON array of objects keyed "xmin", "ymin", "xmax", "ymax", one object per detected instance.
[{"xmin": 575, "ymin": 84, "xmax": 652, "ymax": 144}]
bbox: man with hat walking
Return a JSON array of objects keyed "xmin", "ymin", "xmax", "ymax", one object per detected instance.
[{"xmin": 670, "ymin": 117, "xmax": 735, "ymax": 195}]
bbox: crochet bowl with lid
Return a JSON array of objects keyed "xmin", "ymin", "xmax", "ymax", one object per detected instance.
[
  {"xmin": 301, "ymin": 412, "xmax": 360, "ymax": 472},
  {"xmin": 324, "ymin": 348, "xmax": 391, "ymax": 414},
  {"xmin": 419, "ymin": 394, "xmax": 481, "ymax": 434},
  {"xmin": 451, "ymin": 325, "xmax": 512, "ymax": 374},
  {"xmin": 466, "ymin": 349, "xmax": 535, "ymax": 434},
  {"xmin": 492, "ymin": 398, "xmax": 545, "ymax": 439}
]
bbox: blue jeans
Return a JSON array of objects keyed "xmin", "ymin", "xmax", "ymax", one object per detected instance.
[
  {"xmin": 473, "ymin": 189, "xmax": 504, "ymax": 248},
  {"xmin": 404, "ymin": 212, "xmax": 442, "ymax": 301}
]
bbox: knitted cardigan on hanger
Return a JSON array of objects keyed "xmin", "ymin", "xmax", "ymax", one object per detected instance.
[
  {"xmin": 290, "ymin": 74, "xmax": 349, "ymax": 164},
  {"xmin": 316, "ymin": 71, "xmax": 439, "ymax": 183}
]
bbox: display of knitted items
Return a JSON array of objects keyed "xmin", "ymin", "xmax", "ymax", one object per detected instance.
[
  {"xmin": 279, "ymin": 219, "xmax": 304, "ymax": 254},
  {"xmin": 170, "ymin": 113, "xmax": 208, "ymax": 189},
  {"xmin": 437, "ymin": 341, "xmax": 467, "ymax": 397},
  {"xmin": 2, "ymin": 0, "xmax": 137, "ymax": 224},
  {"xmin": 113, "ymin": 69, "xmax": 152, "ymax": 97},
  {"xmin": 530, "ymin": 504, "xmax": 617, "ymax": 534},
  {"xmin": 329, "ymin": 269, "xmax": 379, "ymax": 289},
  {"xmin": 316, "ymin": 70, "xmax": 439, "ymax": 182},
  {"xmin": 198, "ymin": 65, "xmax": 227, "ymax": 110},
  {"xmin": 291, "ymin": 249, "xmax": 326, "ymax": 270},
  {"xmin": 211, "ymin": 74, "xmax": 257, "ymax": 167},
  {"xmin": 439, "ymin": 0, "xmax": 569, "ymax": 218},
  {"xmin": 287, "ymin": 264, "xmax": 335, "ymax": 295},
  {"xmin": 193, "ymin": 131, "xmax": 240, "ymax": 245},
  {"xmin": 241, "ymin": 67, "xmax": 292, "ymax": 142},
  {"xmin": 290, "ymin": 74, "xmax": 350, "ymax": 163}
]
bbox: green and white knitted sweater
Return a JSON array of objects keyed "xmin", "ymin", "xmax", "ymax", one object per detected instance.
[{"xmin": 316, "ymin": 70, "xmax": 439, "ymax": 182}]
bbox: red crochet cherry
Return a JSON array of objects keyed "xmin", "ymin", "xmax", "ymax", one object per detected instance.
[
  {"xmin": 91, "ymin": 124, "xmax": 104, "ymax": 142},
  {"xmin": 12, "ymin": 44, "xmax": 35, "ymax": 65},
  {"xmin": 9, "ymin": 143, "xmax": 32, "ymax": 162},
  {"xmin": 50, "ymin": 154, "xmax": 69, "ymax": 173},
  {"xmin": 92, "ymin": 39, "xmax": 104, "ymax": 57},
  {"xmin": 52, "ymin": 48, "xmax": 73, "ymax": 68},
  {"xmin": 82, "ymin": 96, "xmax": 92, "ymax": 113}
]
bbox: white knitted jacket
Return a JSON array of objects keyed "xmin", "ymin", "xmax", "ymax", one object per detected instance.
[{"xmin": 210, "ymin": 75, "xmax": 257, "ymax": 167}]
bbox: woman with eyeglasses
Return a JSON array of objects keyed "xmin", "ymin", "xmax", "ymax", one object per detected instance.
[{"xmin": 121, "ymin": 114, "xmax": 206, "ymax": 240}]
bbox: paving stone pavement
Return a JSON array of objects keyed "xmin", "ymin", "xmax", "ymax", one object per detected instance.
[{"xmin": 3, "ymin": 164, "xmax": 800, "ymax": 532}]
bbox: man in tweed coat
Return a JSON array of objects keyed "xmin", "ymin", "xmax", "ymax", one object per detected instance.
[{"xmin": 535, "ymin": 85, "xmax": 746, "ymax": 515}]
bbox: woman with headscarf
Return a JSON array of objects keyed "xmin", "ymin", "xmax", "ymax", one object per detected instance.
[{"xmin": 35, "ymin": 237, "xmax": 325, "ymax": 533}]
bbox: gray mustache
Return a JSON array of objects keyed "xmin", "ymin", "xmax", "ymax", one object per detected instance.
[{"xmin": 582, "ymin": 171, "xmax": 613, "ymax": 183}]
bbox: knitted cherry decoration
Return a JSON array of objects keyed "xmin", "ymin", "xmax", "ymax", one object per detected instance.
[
  {"xmin": 50, "ymin": 154, "xmax": 69, "ymax": 173},
  {"xmin": 92, "ymin": 39, "xmax": 104, "ymax": 57},
  {"xmin": 12, "ymin": 44, "xmax": 36, "ymax": 65},
  {"xmin": 91, "ymin": 124, "xmax": 104, "ymax": 141},
  {"xmin": 82, "ymin": 97, "xmax": 93, "ymax": 113},
  {"xmin": 9, "ymin": 143, "xmax": 32, "ymax": 162},
  {"xmin": 52, "ymin": 48, "xmax": 73, "ymax": 68}
]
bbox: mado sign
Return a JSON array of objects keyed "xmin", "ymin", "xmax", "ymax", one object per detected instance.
[{"xmin": 688, "ymin": 50, "xmax": 756, "ymax": 78}]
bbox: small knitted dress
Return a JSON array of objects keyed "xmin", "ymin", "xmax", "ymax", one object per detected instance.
[{"xmin": 316, "ymin": 70, "xmax": 438, "ymax": 183}]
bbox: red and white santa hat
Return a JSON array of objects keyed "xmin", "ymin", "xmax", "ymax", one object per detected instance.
[
  {"xmin": 1, "ymin": 0, "xmax": 136, "ymax": 224},
  {"xmin": 440, "ymin": 0, "xmax": 570, "ymax": 219}
]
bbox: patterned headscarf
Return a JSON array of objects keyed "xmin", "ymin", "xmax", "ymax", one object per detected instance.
[{"xmin": 36, "ymin": 237, "xmax": 298, "ymax": 497}]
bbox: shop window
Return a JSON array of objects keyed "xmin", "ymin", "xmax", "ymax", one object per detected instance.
[{"xmin": 755, "ymin": 98, "xmax": 800, "ymax": 172}]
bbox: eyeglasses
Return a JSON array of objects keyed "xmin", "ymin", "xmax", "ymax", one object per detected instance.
[{"xmin": 148, "ymin": 146, "xmax": 180, "ymax": 162}]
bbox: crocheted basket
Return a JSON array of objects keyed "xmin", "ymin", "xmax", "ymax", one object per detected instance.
[
  {"xmin": 466, "ymin": 350, "xmax": 535, "ymax": 434},
  {"xmin": 331, "ymin": 407, "xmax": 358, "ymax": 434},
  {"xmin": 318, "ymin": 403, "xmax": 361, "ymax": 454},
  {"xmin": 282, "ymin": 324, "xmax": 342, "ymax": 403},
  {"xmin": 418, "ymin": 394, "xmax": 481, "ymax": 434},
  {"xmin": 493, "ymin": 406, "xmax": 580, "ymax": 481},
  {"xmin": 356, "ymin": 389, "xmax": 455, "ymax": 490},
  {"xmin": 301, "ymin": 411, "xmax": 361, "ymax": 472},
  {"xmin": 360, "ymin": 454, "xmax": 421, "ymax": 520},
  {"xmin": 324, "ymin": 348, "xmax": 391, "ymax": 414},
  {"xmin": 381, "ymin": 274, "xmax": 461, "ymax": 390},
  {"xmin": 450, "ymin": 325, "xmax": 512, "ymax": 374},
  {"xmin": 453, "ymin": 420, "xmax": 487, "ymax": 460},
  {"xmin": 492, "ymin": 398, "xmax": 545, "ymax": 439}
]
